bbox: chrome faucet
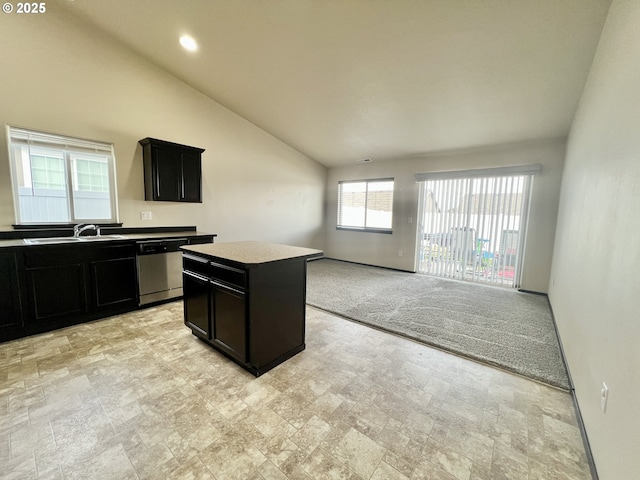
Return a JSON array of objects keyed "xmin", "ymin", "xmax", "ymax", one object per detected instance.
[{"xmin": 73, "ymin": 223, "xmax": 97, "ymax": 237}]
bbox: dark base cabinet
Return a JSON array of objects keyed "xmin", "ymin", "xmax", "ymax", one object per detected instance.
[
  {"xmin": 27, "ymin": 262, "xmax": 88, "ymax": 323},
  {"xmin": 22, "ymin": 243, "xmax": 137, "ymax": 336},
  {"xmin": 91, "ymin": 256, "xmax": 137, "ymax": 309},
  {"xmin": 0, "ymin": 230, "xmax": 216, "ymax": 344},
  {"xmin": 0, "ymin": 252, "xmax": 25, "ymax": 339},
  {"xmin": 182, "ymin": 242, "xmax": 321, "ymax": 376}
]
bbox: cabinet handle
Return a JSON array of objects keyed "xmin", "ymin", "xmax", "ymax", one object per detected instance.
[
  {"xmin": 154, "ymin": 147, "xmax": 161, "ymax": 198},
  {"xmin": 184, "ymin": 270, "xmax": 208, "ymax": 282},
  {"xmin": 183, "ymin": 253, "xmax": 209, "ymax": 264},
  {"xmin": 180, "ymin": 158, "xmax": 185, "ymax": 199},
  {"xmin": 210, "ymin": 279, "xmax": 244, "ymax": 296}
]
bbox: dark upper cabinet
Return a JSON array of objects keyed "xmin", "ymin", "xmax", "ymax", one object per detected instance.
[
  {"xmin": 139, "ymin": 137, "xmax": 205, "ymax": 203},
  {"xmin": 180, "ymin": 152, "xmax": 202, "ymax": 202}
]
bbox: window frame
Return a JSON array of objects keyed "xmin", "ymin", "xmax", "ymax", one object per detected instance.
[
  {"xmin": 6, "ymin": 126, "xmax": 119, "ymax": 226},
  {"xmin": 336, "ymin": 177, "xmax": 394, "ymax": 234}
]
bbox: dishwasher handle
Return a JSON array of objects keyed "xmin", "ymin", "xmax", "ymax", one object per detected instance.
[{"xmin": 136, "ymin": 238, "xmax": 188, "ymax": 255}]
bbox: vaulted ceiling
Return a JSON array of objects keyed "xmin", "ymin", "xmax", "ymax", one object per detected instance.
[{"xmin": 57, "ymin": 0, "xmax": 611, "ymax": 167}]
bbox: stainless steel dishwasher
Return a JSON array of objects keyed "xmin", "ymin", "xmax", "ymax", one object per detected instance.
[{"xmin": 136, "ymin": 238, "xmax": 189, "ymax": 305}]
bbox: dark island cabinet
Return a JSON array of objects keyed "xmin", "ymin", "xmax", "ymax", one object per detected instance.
[
  {"xmin": 211, "ymin": 279, "xmax": 247, "ymax": 363},
  {"xmin": 181, "ymin": 242, "xmax": 323, "ymax": 376},
  {"xmin": 183, "ymin": 258, "xmax": 248, "ymax": 363},
  {"xmin": 183, "ymin": 269, "xmax": 211, "ymax": 338},
  {"xmin": 23, "ymin": 243, "xmax": 137, "ymax": 333},
  {"xmin": 0, "ymin": 251, "xmax": 25, "ymax": 338},
  {"xmin": 139, "ymin": 137, "xmax": 204, "ymax": 203}
]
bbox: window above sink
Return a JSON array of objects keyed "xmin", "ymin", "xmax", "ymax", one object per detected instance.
[{"xmin": 6, "ymin": 126, "xmax": 119, "ymax": 226}]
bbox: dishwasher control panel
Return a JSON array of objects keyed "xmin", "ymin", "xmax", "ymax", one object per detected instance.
[{"xmin": 136, "ymin": 238, "xmax": 188, "ymax": 255}]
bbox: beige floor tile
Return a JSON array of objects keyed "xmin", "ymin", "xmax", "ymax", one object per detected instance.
[
  {"xmin": 298, "ymin": 447, "xmax": 362, "ymax": 480},
  {"xmin": 331, "ymin": 427, "xmax": 387, "ymax": 479},
  {"xmin": 0, "ymin": 301, "xmax": 593, "ymax": 480}
]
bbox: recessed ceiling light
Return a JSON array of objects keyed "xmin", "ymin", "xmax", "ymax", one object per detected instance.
[{"xmin": 179, "ymin": 35, "xmax": 198, "ymax": 52}]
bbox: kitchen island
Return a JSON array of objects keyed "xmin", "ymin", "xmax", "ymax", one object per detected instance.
[{"xmin": 181, "ymin": 241, "xmax": 323, "ymax": 376}]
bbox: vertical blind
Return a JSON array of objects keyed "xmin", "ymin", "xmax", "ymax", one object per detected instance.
[{"xmin": 415, "ymin": 166, "xmax": 539, "ymax": 288}]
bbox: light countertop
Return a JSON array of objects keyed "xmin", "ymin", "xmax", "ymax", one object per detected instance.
[{"xmin": 182, "ymin": 241, "xmax": 323, "ymax": 266}]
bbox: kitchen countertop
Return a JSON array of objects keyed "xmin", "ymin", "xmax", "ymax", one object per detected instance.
[
  {"xmin": 116, "ymin": 231, "xmax": 213, "ymax": 241},
  {"xmin": 0, "ymin": 230, "xmax": 215, "ymax": 249},
  {"xmin": 182, "ymin": 241, "xmax": 323, "ymax": 266},
  {"xmin": 0, "ymin": 239, "xmax": 27, "ymax": 248}
]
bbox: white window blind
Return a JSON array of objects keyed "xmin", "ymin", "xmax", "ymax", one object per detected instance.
[
  {"xmin": 7, "ymin": 126, "xmax": 118, "ymax": 225},
  {"xmin": 416, "ymin": 171, "xmax": 534, "ymax": 288},
  {"xmin": 415, "ymin": 164, "xmax": 541, "ymax": 182},
  {"xmin": 337, "ymin": 178, "xmax": 394, "ymax": 233}
]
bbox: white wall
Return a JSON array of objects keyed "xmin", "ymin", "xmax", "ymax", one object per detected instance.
[
  {"xmin": 549, "ymin": 1, "xmax": 640, "ymax": 478},
  {"xmin": 0, "ymin": 8, "xmax": 326, "ymax": 248},
  {"xmin": 325, "ymin": 139, "xmax": 565, "ymax": 292}
]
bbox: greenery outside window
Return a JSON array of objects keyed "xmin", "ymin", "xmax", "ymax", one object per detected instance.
[
  {"xmin": 337, "ymin": 178, "xmax": 394, "ymax": 233},
  {"xmin": 7, "ymin": 126, "xmax": 118, "ymax": 225}
]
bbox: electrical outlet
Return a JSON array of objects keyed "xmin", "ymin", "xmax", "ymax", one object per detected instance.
[
  {"xmin": 601, "ymin": 382, "xmax": 609, "ymax": 413},
  {"xmin": 141, "ymin": 211, "xmax": 152, "ymax": 221},
  {"xmin": 398, "ymin": 250, "xmax": 403, "ymax": 257}
]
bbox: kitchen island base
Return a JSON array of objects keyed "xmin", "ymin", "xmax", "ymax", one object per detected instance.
[{"xmin": 181, "ymin": 241, "xmax": 323, "ymax": 377}]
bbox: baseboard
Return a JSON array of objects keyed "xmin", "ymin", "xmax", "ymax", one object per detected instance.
[
  {"xmin": 318, "ymin": 257, "xmax": 416, "ymax": 274},
  {"xmin": 517, "ymin": 288, "xmax": 547, "ymax": 296},
  {"xmin": 546, "ymin": 296, "xmax": 599, "ymax": 480}
]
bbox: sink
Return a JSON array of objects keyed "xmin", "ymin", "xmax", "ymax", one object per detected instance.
[
  {"xmin": 83, "ymin": 234, "xmax": 128, "ymax": 241},
  {"xmin": 24, "ymin": 237, "xmax": 82, "ymax": 245},
  {"xmin": 24, "ymin": 234, "xmax": 128, "ymax": 245}
]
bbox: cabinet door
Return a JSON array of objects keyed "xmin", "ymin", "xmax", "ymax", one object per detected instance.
[
  {"xmin": 153, "ymin": 145, "xmax": 181, "ymax": 201},
  {"xmin": 26, "ymin": 263, "xmax": 88, "ymax": 323},
  {"xmin": 141, "ymin": 138, "xmax": 203, "ymax": 203},
  {"xmin": 180, "ymin": 152, "xmax": 202, "ymax": 202},
  {"xmin": 212, "ymin": 281, "xmax": 247, "ymax": 363},
  {"xmin": 91, "ymin": 257, "xmax": 137, "ymax": 310},
  {"xmin": 183, "ymin": 271, "xmax": 210, "ymax": 338},
  {"xmin": 0, "ymin": 252, "xmax": 24, "ymax": 338}
]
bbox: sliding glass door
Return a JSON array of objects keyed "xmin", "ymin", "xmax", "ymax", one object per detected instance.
[{"xmin": 416, "ymin": 170, "xmax": 535, "ymax": 288}]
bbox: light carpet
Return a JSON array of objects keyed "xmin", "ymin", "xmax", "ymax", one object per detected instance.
[{"xmin": 306, "ymin": 258, "xmax": 570, "ymax": 390}]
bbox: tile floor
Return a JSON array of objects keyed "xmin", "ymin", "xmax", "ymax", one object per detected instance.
[{"xmin": 0, "ymin": 302, "xmax": 592, "ymax": 479}]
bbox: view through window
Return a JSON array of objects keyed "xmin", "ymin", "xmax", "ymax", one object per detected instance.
[
  {"xmin": 416, "ymin": 173, "xmax": 534, "ymax": 288},
  {"xmin": 337, "ymin": 178, "xmax": 394, "ymax": 232},
  {"xmin": 7, "ymin": 126, "xmax": 118, "ymax": 225}
]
